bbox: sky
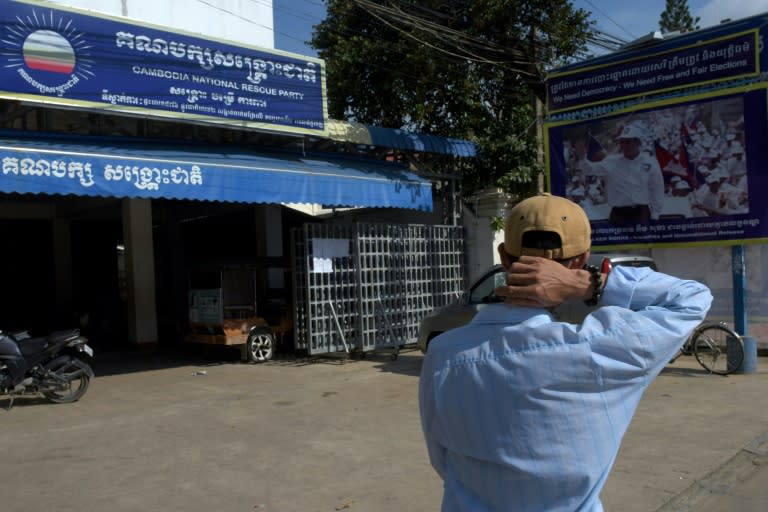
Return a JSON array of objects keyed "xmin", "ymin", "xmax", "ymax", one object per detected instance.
[
  {"xmin": 273, "ymin": 0, "xmax": 768, "ymax": 57},
  {"xmin": 273, "ymin": 0, "xmax": 326, "ymax": 56},
  {"xmin": 574, "ymin": 0, "xmax": 768, "ymax": 46}
]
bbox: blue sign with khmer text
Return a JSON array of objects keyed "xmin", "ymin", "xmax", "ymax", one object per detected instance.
[{"xmin": 0, "ymin": 0, "xmax": 327, "ymax": 136}]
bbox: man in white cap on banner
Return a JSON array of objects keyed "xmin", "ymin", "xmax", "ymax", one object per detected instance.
[
  {"xmin": 693, "ymin": 173, "xmax": 727, "ymax": 216},
  {"xmin": 577, "ymin": 121, "xmax": 665, "ymax": 224},
  {"xmin": 663, "ymin": 179, "xmax": 694, "ymax": 218}
]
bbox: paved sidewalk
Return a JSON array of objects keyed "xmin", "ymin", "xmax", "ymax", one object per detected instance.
[
  {"xmin": 692, "ymin": 461, "xmax": 768, "ymax": 512},
  {"xmin": 0, "ymin": 348, "xmax": 765, "ymax": 512},
  {"xmin": 610, "ymin": 358, "xmax": 768, "ymax": 512},
  {"xmin": 656, "ymin": 430, "xmax": 768, "ymax": 512}
]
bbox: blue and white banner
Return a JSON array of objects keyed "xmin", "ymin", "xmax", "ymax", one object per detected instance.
[
  {"xmin": 0, "ymin": 0, "xmax": 327, "ymax": 136},
  {"xmin": 545, "ymin": 8, "xmax": 768, "ymax": 117}
]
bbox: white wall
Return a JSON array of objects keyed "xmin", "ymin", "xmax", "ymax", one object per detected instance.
[
  {"xmin": 591, "ymin": 244, "xmax": 767, "ymax": 344},
  {"xmin": 50, "ymin": 0, "xmax": 275, "ymax": 49},
  {"xmin": 651, "ymin": 244, "xmax": 767, "ymax": 323},
  {"xmin": 462, "ymin": 206, "xmax": 502, "ymax": 284}
]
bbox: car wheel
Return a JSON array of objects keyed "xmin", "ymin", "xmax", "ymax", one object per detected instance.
[{"xmin": 245, "ymin": 328, "xmax": 274, "ymax": 363}]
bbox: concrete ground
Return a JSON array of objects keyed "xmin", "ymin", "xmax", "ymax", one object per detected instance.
[{"xmin": 1, "ymin": 347, "xmax": 766, "ymax": 512}]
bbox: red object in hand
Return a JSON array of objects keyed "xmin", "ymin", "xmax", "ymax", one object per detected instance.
[{"xmin": 600, "ymin": 258, "xmax": 612, "ymax": 275}]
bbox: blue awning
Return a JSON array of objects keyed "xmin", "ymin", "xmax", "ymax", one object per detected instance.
[
  {"xmin": 0, "ymin": 135, "xmax": 433, "ymax": 211},
  {"xmin": 366, "ymin": 126, "xmax": 477, "ymax": 157},
  {"xmin": 327, "ymin": 120, "xmax": 477, "ymax": 157}
]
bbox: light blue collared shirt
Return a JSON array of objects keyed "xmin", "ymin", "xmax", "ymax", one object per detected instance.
[{"xmin": 419, "ymin": 267, "xmax": 712, "ymax": 511}]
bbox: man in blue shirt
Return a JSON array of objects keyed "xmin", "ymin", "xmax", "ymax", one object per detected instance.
[{"xmin": 419, "ymin": 193, "xmax": 712, "ymax": 511}]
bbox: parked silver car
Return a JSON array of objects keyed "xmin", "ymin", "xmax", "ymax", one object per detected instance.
[{"xmin": 417, "ymin": 253, "xmax": 657, "ymax": 353}]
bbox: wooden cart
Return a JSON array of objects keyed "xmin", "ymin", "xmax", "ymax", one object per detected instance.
[{"xmin": 185, "ymin": 267, "xmax": 291, "ymax": 362}]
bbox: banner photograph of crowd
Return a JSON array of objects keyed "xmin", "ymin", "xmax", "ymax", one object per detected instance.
[{"xmin": 558, "ymin": 95, "xmax": 748, "ymax": 224}]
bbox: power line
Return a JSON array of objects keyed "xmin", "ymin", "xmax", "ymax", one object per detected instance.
[
  {"xmin": 193, "ymin": 0, "xmax": 319, "ymax": 51},
  {"xmin": 349, "ymin": 0, "xmax": 542, "ymax": 75},
  {"xmin": 183, "ymin": 1, "xmax": 611, "ymax": 97},
  {"xmin": 352, "ymin": 1, "xmax": 531, "ymax": 71},
  {"xmin": 581, "ymin": 0, "xmax": 638, "ymax": 40},
  {"xmin": 194, "ymin": 0, "xmax": 272, "ymax": 29},
  {"xmin": 359, "ymin": 0, "xmax": 540, "ymax": 59}
]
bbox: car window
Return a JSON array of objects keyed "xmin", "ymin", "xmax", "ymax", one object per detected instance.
[
  {"xmin": 468, "ymin": 268, "xmax": 506, "ymax": 304},
  {"xmin": 614, "ymin": 260, "xmax": 658, "ymax": 271},
  {"xmin": 590, "ymin": 254, "xmax": 657, "ymax": 271}
]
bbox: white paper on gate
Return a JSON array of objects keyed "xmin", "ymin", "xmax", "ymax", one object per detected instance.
[{"xmin": 311, "ymin": 238, "xmax": 349, "ymax": 273}]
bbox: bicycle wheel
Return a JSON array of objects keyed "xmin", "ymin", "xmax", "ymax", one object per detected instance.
[{"xmin": 692, "ymin": 323, "xmax": 744, "ymax": 375}]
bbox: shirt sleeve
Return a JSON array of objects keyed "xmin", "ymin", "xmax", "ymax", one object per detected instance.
[
  {"xmin": 579, "ymin": 157, "xmax": 609, "ymax": 176},
  {"xmin": 591, "ymin": 266, "xmax": 713, "ymax": 374},
  {"xmin": 419, "ymin": 368, "xmax": 447, "ymax": 479}
]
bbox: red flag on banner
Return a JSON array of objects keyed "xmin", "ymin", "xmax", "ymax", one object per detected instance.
[{"xmin": 655, "ymin": 141, "xmax": 678, "ymax": 171}]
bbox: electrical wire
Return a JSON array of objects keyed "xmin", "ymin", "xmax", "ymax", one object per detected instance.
[
  {"xmin": 353, "ymin": 1, "xmax": 533, "ymax": 72},
  {"xmin": 580, "ymin": 0, "xmax": 637, "ymax": 40},
  {"xmin": 193, "ymin": 0, "xmax": 319, "ymax": 50},
  {"xmin": 353, "ymin": 0, "xmax": 541, "ymax": 63}
]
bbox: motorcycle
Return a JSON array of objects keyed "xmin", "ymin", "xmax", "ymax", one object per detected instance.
[{"xmin": 0, "ymin": 328, "xmax": 94, "ymax": 410}]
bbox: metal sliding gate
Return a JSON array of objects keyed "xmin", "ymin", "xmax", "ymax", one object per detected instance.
[{"xmin": 292, "ymin": 223, "xmax": 465, "ymax": 356}]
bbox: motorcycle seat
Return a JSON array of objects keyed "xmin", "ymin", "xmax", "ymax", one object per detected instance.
[
  {"xmin": 17, "ymin": 330, "xmax": 80, "ymax": 356},
  {"xmin": 47, "ymin": 330, "xmax": 80, "ymax": 343},
  {"xmin": 18, "ymin": 337, "xmax": 48, "ymax": 356}
]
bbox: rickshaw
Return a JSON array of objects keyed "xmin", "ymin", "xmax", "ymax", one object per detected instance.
[{"xmin": 185, "ymin": 265, "xmax": 291, "ymax": 362}]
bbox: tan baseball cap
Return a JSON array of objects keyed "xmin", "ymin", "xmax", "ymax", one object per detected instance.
[{"xmin": 504, "ymin": 193, "xmax": 591, "ymax": 259}]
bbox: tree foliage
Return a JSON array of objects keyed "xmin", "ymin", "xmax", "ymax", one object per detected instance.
[
  {"xmin": 311, "ymin": 0, "xmax": 591, "ymax": 197},
  {"xmin": 659, "ymin": 0, "xmax": 700, "ymax": 34}
]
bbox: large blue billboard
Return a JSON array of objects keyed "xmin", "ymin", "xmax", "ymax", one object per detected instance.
[
  {"xmin": 0, "ymin": 0, "xmax": 327, "ymax": 136},
  {"xmin": 546, "ymin": 87, "xmax": 768, "ymax": 248}
]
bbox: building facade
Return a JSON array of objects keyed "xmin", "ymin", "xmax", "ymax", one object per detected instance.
[{"xmin": 0, "ymin": 0, "xmax": 474, "ymax": 355}]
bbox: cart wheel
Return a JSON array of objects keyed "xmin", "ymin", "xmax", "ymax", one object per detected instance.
[
  {"xmin": 390, "ymin": 354, "xmax": 398, "ymax": 361},
  {"xmin": 245, "ymin": 329, "xmax": 274, "ymax": 363}
]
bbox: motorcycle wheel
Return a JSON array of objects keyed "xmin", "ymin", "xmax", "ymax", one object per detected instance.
[{"xmin": 42, "ymin": 356, "xmax": 92, "ymax": 404}]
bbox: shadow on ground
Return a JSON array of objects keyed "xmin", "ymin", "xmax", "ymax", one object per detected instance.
[
  {"xmin": 89, "ymin": 343, "xmax": 426, "ymax": 377},
  {"xmin": 662, "ymin": 360, "xmax": 734, "ymax": 378},
  {"xmin": 91, "ymin": 343, "xmax": 266, "ymax": 376}
]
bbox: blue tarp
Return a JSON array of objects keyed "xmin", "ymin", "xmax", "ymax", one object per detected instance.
[{"xmin": 0, "ymin": 135, "xmax": 433, "ymax": 211}]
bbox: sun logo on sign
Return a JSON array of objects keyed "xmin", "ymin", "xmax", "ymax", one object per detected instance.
[{"xmin": 2, "ymin": 8, "xmax": 94, "ymax": 96}]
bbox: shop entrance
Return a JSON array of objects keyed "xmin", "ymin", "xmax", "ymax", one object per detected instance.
[
  {"xmin": 71, "ymin": 219, "xmax": 127, "ymax": 350},
  {"xmin": 0, "ymin": 219, "xmax": 56, "ymax": 333}
]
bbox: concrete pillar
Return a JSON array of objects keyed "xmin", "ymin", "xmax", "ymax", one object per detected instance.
[
  {"xmin": 122, "ymin": 198, "xmax": 158, "ymax": 345},
  {"xmin": 463, "ymin": 206, "xmax": 503, "ymax": 284},
  {"xmin": 463, "ymin": 189, "xmax": 511, "ymax": 284}
]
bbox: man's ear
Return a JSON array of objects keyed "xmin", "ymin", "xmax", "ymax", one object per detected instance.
[{"xmin": 497, "ymin": 243, "xmax": 511, "ymax": 269}]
